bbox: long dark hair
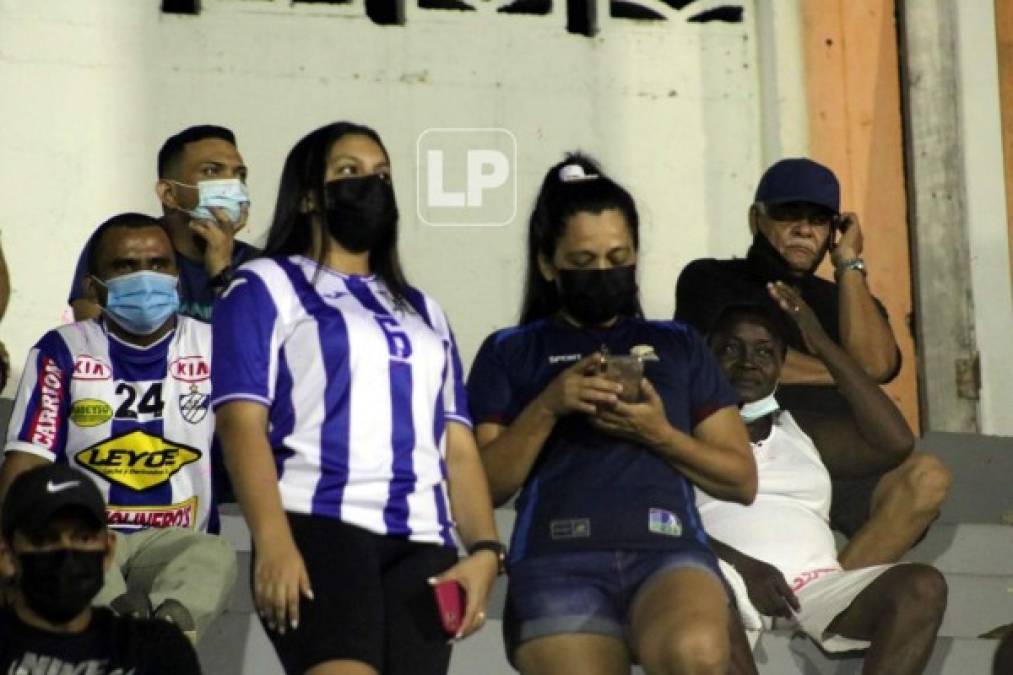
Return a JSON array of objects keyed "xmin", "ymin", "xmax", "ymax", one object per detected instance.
[
  {"xmin": 262, "ymin": 121, "xmax": 410, "ymax": 304},
  {"xmin": 519, "ymin": 153, "xmax": 644, "ymax": 324}
]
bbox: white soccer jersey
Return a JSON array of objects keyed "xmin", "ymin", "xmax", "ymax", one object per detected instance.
[
  {"xmin": 5, "ymin": 317, "xmax": 215, "ymax": 533},
  {"xmin": 696, "ymin": 411, "xmax": 840, "ymax": 579},
  {"xmin": 211, "ymin": 255, "xmax": 470, "ymax": 547}
]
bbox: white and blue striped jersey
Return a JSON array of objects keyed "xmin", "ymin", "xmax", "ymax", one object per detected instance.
[
  {"xmin": 5, "ymin": 317, "xmax": 216, "ymax": 533},
  {"xmin": 211, "ymin": 255, "xmax": 470, "ymax": 547}
]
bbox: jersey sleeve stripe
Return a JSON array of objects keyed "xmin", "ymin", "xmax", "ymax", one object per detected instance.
[
  {"xmin": 210, "ymin": 392, "xmax": 272, "ymax": 409},
  {"xmin": 444, "ymin": 414, "xmax": 474, "ymax": 429},
  {"xmin": 3, "ymin": 440, "xmax": 58, "ymax": 462}
]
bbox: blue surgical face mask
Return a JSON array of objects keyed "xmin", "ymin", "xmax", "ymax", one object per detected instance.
[
  {"xmin": 94, "ymin": 271, "xmax": 179, "ymax": 335},
  {"xmin": 740, "ymin": 390, "xmax": 780, "ymax": 423},
  {"xmin": 173, "ymin": 178, "xmax": 250, "ymax": 223}
]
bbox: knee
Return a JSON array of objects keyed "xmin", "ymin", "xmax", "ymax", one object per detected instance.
[
  {"xmin": 894, "ymin": 564, "xmax": 948, "ymax": 622},
  {"xmin": 901, "ymin": 453, "xmax": 952, "ymax": 514},
  {"xmin": 641, "ymin": 621, "xmax": 729, "ymax": 675},
  {"xmin": 187, "ymin": 534, "xmax": 239, "ymax": 582}
]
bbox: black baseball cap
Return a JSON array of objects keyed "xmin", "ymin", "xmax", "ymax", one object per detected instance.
[
  {"xmin": 2, "ymin": 464, "xmax": 106, "ymax": 540},
  {"xmin": 754, "ymin": 158, "xmax": 840, "ymax": 213}
]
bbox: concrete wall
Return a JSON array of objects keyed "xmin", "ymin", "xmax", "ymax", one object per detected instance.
[
  {"xmin": 0, "ymin": 0, "xmax": 765, "ymax": 392},
  {"xmin": 800, "ymin": 0, "xmax": 919, "ymax": 430},
  {"xmin": 952, "ymin": 0, "xmax": 1013, "ymax": 434}
]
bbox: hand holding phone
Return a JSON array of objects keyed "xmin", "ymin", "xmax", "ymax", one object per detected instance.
[
  {"xmin": 433, "ymin": 579, "xmax": 467, "ymax": 637},
  {"xmin": 830, "ymin": 211, "xmax": 863, "ymax": 262}
]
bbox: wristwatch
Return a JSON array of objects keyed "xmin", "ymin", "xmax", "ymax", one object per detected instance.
[
  {"xmin": 208, "ymin": 265, "xmax": 234, "ymax": 291},
  {"xmin": 468, "ymin": 540, "xmax": 507, "ymax": 575},
  {"xmin": 834, "ymin": 257, "xmax": 866, "ymax": 281}
]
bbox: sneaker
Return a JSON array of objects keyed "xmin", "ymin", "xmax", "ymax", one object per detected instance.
[
  {"xmin": 109, "ymin": 590, "xmax": 153, "ymax": 620},
  {"xmin": 154, "ymin": 599, "xmax": 197, "ymax": 644}
]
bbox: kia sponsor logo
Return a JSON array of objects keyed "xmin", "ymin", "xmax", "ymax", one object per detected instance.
[
  {"xmin": 170, "ymin": 356, "xmax": 210, "ymax": 382},
  {"xmin": 73, "ymin": 355, "xmax": 112, "ymax": 380}
]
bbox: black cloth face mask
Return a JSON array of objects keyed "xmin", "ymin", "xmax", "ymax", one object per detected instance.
[
  {"xmin": 322, "ymin": 175, "xmax": 398, "ymax": 254},
  {"xmin": 745, "ymin": 229, "xmax": 831, "ymax": 287},
  {"xmin": 556, "ymin": 265, "xmax": 638, "ymax": 327},
  {"xmin": 18, "ymin": 548, "xmax": 106, "ymax": 623}
]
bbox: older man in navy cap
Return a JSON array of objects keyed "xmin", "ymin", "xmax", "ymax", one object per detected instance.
[{"xmin": 675, "ymin": 158, "xmax": 950, "ymax": 570}]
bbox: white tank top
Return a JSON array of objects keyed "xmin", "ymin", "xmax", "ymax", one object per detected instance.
[{"xmin": 696, "ymin": 411, "xmax": 840, "ymax": 578}]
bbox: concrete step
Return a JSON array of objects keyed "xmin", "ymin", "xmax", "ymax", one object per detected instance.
[
  {"xmin": 199, "ymin": 611, "xmax": 1002, "ymax": 675},
  {"xmin": 902, "ymin": 523, "xmax": 1013, "ymax": 576},
  {"xmin": 750, "ymin": 632, "xmax": 999, "ymax": 675},
  {"xmin": 223, "ymin": 548, "xmax": 1011, "ymax": 643},
  {"xmin": 918, "ymin": 431, "xmax": 1013, "ymax": 525},
  {"xmin": 222, "ymin": 510, "xmax": 1013, "ymax": 577},
  {"xmin": 222, "ymin": 513, "xmax": 1013, "ymax": 578}
]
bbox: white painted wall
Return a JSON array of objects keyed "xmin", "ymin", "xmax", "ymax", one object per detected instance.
[
  {"xmin": 953, "ymin": 0, "xmax": 1013, "ymax": 435},
  {"xmin": 0, "ymin": 0, "xmax": 769, "ymax": 393}
]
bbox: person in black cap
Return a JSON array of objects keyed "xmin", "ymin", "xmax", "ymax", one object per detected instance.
[
  {"xmin": 0, "ymin": 464, "xmax": 201, "ymax": 674},
  {"xmin": 675, "ymin": 157, "xmax": 951, "ymax": 570}
]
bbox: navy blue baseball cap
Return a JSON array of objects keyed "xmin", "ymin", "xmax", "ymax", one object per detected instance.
[{"xmin": 754, "ymin": 158, "xmax": 840, "ymax": 213}]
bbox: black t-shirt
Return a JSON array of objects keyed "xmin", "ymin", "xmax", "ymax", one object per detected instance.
[{"xmin": 0, "ymin": 607, "xmax": 201, "ymax": 675}]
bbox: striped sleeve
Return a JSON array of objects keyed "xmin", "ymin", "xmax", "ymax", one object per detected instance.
[
  {"xmin": 442, "ymin": 327, "xmax": 471, "ymax": 428},
  {"xmin": 211, "ymin": 268, "xmax": 280, "ymax": 409},
  {"xmin": 5, "ymin": 332, "xmax": 74, "ymax": 461}
]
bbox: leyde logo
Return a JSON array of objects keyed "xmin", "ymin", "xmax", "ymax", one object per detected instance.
[
  {"xmin": 69, "ymin": 399, "xmax": 113, "ymax": 427},
  {"xmin": 75, "ymin": 430, "xmax": 202, "ymax": 491}
]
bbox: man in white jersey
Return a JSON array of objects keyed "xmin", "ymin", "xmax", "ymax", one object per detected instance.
[
  {"xmin": 700, "ymin": 286, "xmax": 946, "ymax": 675},
  {"xmin": 0, "ymin": 213, "xmax": 236, "ymax": 642}
]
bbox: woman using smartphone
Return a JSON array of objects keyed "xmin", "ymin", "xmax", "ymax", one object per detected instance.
[
  {"xmin": 212, "ymin": 122, "xmax": 501, "ymax": 675},
  {"xmin": 467, "ymin": 155, "xmax": 757, "ymax": 675}
]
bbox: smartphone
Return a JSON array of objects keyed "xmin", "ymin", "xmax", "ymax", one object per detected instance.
[
  {"xmin": 603, "ymin": 355, "xmax": 643, "ymax": 403},
  {"xmin": 433, "ymin": 579, "xmax": 466, "ymax": 636}
]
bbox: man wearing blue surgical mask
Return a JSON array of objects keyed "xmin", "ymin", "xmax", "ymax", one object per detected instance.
[
  {"xmin": 1, "ymin": 213, "xmax": 237, "ymax": 645},
  {"xmin": 69, "ymin": 125, "xmax": 258, "ymax": 323}
]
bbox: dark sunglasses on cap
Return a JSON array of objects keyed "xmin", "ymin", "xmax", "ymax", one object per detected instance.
[{"xmin": 765, "ymin": 202, "xmax": 840, "ymax": 227}]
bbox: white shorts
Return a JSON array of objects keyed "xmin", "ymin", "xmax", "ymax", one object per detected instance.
[{"xmin": 719, "ymin": 559, "xmax": 899, "ymax": 652}]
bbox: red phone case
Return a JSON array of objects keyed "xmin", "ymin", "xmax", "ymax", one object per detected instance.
[{"xmin": 434, "ymin": 580, "xmax": 467, "ymax": 635}]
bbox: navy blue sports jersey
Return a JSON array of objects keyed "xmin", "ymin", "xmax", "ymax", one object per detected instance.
[{"xmin": 468, "ymin": 317, "xmax": 738, "ymax": 563}]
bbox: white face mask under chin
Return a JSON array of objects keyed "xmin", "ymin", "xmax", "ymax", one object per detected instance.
[{"xmin": 739, "ymin": 390, "xmax": 780, "ymax": 423}]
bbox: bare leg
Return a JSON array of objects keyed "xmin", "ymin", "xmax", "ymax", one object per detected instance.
[
  {"xmin": 825, "ymin": 564, "xmax": 947, "ymax": 675},
  {"xmin": 838, "ymin": 452, "xmax": 951, "ymax": 569},
  {"xmin": 514, "ymin": 633, "xmax": 629, "ymax": 675},
  {"xmin": 629, "ymin": 567, "xmax": 730, "ymax": 675},
  {"xmin": 727, "ymin": 610, "xmax": 759, "ymax": 675}
]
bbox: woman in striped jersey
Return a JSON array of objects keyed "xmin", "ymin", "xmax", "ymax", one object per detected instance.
[{"xmin": 212, "ymin": 122, "xmax": 502, "ymax": 675}]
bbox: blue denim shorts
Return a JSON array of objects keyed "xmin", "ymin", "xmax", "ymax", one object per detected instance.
[{"xmin": 503, "ymin": 548, "xmax": 727, "ymax": 658}]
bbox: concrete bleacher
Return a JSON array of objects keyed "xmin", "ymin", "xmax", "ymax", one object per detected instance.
[
  {"xmin": 0, "ymin": 398, "xmax": 1006, "ymax": 672},
  {"xmin": 199, "ymin": 430, "xmax": 1012, "ymax": 674}
]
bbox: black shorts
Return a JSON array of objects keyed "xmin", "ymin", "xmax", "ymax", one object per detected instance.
[
  {"xmin": 256, "ymin": 513, "xmax": 459, "ymax": 675},
  {"xmin": 829, "ymin": 474, "xmax": 879, "ymax": 537}
]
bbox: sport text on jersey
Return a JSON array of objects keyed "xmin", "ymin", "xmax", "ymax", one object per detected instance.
[{"xmin": 74, "ymin": 429, "xmax": 202, "ymax": 491}]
